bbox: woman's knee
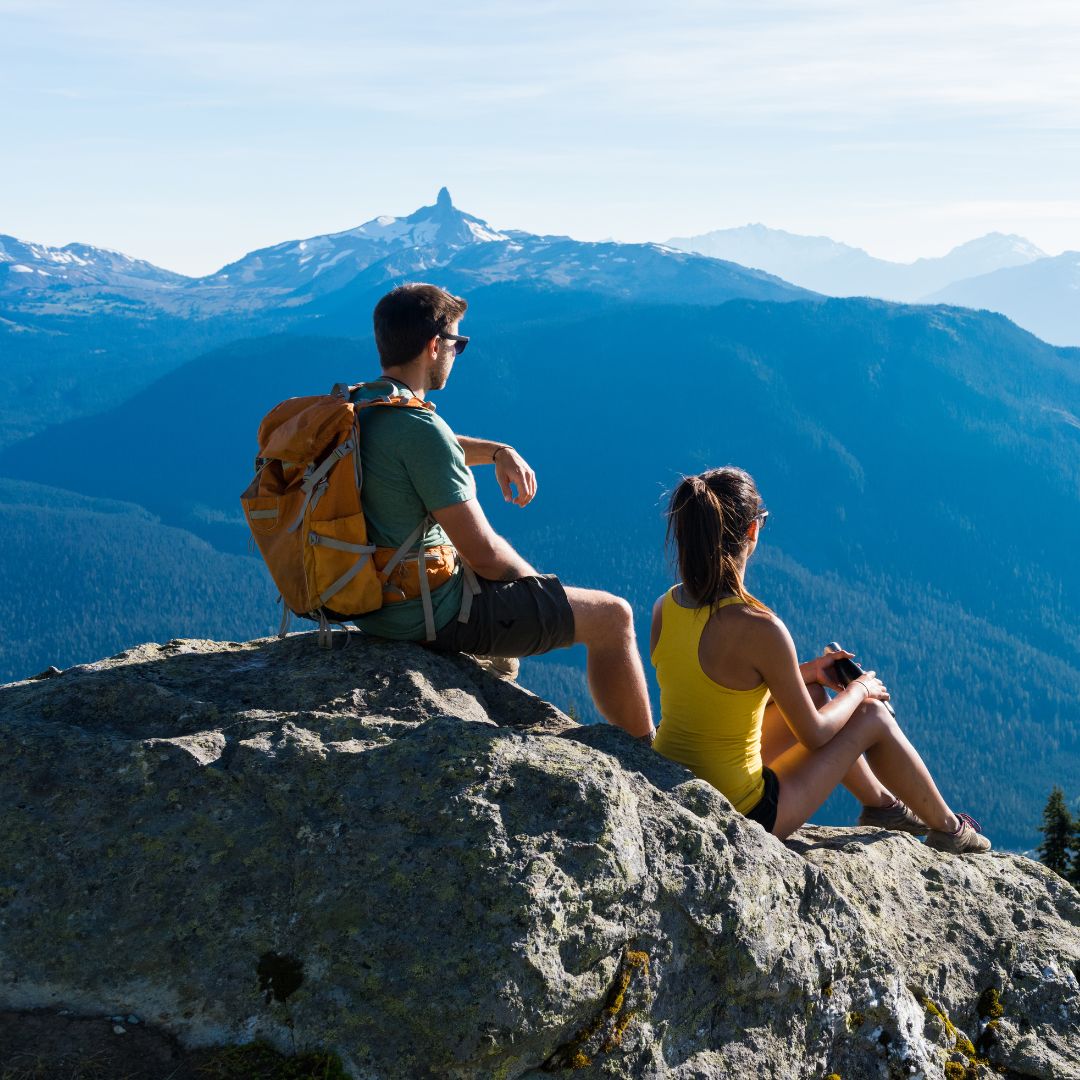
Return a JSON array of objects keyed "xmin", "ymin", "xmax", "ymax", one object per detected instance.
[
  {"xmin": 850, "ymin": 699, "xmax": 896, "ymax": 740},
  {"xmin": 807, "ymin": 682, "xmax": 829, "ymax": 708}
]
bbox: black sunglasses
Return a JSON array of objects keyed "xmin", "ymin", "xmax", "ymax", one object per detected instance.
[
  {"xmin": 754, "ymin": 508, "xmax": 769, "ymax": 528},
  {"xmin": 438, "ymin": 332, "xmax": 469, "ymax": 356}
]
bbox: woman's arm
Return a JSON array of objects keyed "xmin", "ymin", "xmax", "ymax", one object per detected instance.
[{"xmin": 746, "ymin": 614, "xmax": 888, "ymax": 749}]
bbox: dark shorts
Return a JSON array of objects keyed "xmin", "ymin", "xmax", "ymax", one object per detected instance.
[
  {"xmin": 744, "ymin": 766, "xmax": 780, "ymax": 833},
  {"xmin": 428, "ymin": 573, "xmax": 576, "ymax": 658}
]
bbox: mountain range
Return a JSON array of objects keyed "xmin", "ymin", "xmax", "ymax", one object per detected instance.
[
  {"xmin": 7, "ymin": 192, "xmax": 1076, "ymax": 347},
  {"xmin": 667, "ymin": 224, "xmax": 1079, "ymax": 346},
  {"xmin": 2, "ymin": 190, "xmax": 1078, "ymax": 850},
  {"xmin": 0, "ymin": 188, "xmax": 808, "ymax": 321}
]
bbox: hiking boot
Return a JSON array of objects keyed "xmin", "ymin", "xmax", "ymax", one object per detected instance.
[
  {"xmin": 924, "ymin": 812, "xmax": 992, "ymax": 854},
  {"xmin": 857, "ymin": 798, "xmax": 928, "ymax": 835},
  {"xmin": 473, "ymin": 655, "xmax": 520, "ymax": 681}
]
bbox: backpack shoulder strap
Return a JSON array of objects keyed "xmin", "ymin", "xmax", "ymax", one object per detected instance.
[{"xmin": 335, "ymin": 379, "xmax": 435, "ymax": 412}]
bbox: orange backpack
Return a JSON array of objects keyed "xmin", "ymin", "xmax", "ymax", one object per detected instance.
[{"xmin": 241, "ymin": 380, "xmax": 478, "ymax": 646}]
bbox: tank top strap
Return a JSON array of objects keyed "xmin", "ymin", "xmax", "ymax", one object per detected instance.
[{"xmin": 666, "ymin": 587, "xmax": 746, "ymax": 612}]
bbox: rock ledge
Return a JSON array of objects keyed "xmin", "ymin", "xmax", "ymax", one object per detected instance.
[{"xmin": 2, "ymin": 635, "xmax": 1078, "ymax": 1079}]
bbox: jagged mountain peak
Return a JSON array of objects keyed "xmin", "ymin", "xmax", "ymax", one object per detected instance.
[{"xmin": 202, "ymin": 190, "xmax": 508, "ymax": 289}]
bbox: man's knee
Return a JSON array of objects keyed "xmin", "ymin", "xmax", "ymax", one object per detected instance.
[{"xmin": 566, "ymin": 587, "xmax": 634, "ymax": 645}]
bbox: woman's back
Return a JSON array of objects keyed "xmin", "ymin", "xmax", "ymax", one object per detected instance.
[{"xmin": 651, "ymin": 587, "xmax": 771, "ymax": 814}]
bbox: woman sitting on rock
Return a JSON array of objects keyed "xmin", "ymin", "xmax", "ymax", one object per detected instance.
[{"xmin": 650, "ymin": 466, "xmax": 990, "ymax": 853}]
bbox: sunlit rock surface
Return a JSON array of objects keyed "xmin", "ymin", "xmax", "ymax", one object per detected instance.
[{"xmin": 2, "ymin": 635, "xmax": 1078, "ymax": 1079}]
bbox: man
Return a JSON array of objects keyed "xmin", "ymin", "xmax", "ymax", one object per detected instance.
[{"xmin": 350, "ymin": 282, "xmax": 654, "ymax": 741}]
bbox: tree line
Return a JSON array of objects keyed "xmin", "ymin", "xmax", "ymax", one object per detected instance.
[{"xmin": 1038, "ymin": 787, "xmax": 1080, "ymax": 886}]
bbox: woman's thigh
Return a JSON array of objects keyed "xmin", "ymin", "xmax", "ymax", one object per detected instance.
[
  {"xmin": 769, "ymin": 713, "xmax": 877, "ymax": 839},
  {"xmin": 760, "ymin": 684, "xmax": 827, "ymax": 766},
  {"xmin": 760, "ymin": 703, "xmax": 798, "ymax": 766}
]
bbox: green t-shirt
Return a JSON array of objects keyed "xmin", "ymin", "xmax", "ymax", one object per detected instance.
[{"xmin": 349, "ymin": 382, "xmax": 475, "ymax": 640}]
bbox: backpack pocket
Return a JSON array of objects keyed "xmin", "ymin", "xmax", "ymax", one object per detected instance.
[
  {"xmin": 305, "ymin": 512, "xmax": 382, "ymax": 615},
  {"xmin": 241, "ymin": 495, "xmax": 282, "ymax": 535}
]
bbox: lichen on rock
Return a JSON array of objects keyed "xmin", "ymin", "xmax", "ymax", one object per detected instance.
[{"xmin": 2, "ymin": 634, "xmax": 1078, "ymax": 1079}]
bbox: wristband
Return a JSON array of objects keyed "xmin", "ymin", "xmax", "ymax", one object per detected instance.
[{"xmin": 492, "ymin": 445, "xmax": 513, "ymax": 463}]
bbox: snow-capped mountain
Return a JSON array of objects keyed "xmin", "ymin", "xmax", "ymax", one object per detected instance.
[
  {"xmin": 666, "ymin": 225, "xmax": 1046, "ymax": 301},
  {"xmin": 198, "ymin": 187, "xmax": 509, "ymax": 298},
  {"xmin": 927, "ymin": 252, "xmax": 1080, "ymax": 347},
  {"xmin": 1, "ymin": 189, "xmax": 810, "ymax": 319},
  {"xmin": 0, "ymin": 235, "xmax": 188, "ymax": 292}
]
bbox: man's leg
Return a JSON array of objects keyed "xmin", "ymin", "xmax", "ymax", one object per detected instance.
[{"xmin": 564, "ymin": 586, "xmax": 654, "ymax": 739}]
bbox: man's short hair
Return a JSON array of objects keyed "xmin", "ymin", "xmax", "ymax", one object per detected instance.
[{"xmin": 373, "ymin": 283, "xmax": 468, "ymax": 369}]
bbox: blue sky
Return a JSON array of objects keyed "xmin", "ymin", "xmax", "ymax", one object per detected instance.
[{"xmin": 3, "ymin": 0, "xmax": 1080, "ymax": 275}]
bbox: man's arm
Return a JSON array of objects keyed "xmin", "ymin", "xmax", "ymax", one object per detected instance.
[
  {"xmin": 456, "ymin": 436, "xmax": 537, "ymax": 508},
  {"xmin": 432, "ymin": 498, "xmax": 538, "ymax": 581}
]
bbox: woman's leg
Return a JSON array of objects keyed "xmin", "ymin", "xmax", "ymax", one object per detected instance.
[
  {"xmin": 761, "ymin": 687, "xmax": 894, "ymax": 809},
  {"xmin": 769, "ymin": 699, "xmax": 958, "ymax": 840}
]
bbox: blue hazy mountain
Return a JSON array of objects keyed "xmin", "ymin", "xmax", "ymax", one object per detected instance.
[
  {"xmin": 6, "ymin": 291, "xmax": 1075, "ymax": 659},
  {"xmin": 928, "ymin": 251, "xmax": 1080, "ymax": 348},
  {"xmin": 3, "ymin": 194, "xmax": 1078, "ymax": 850},
  {"xmin": 0, "ymin": 191, "xmax": 810, "ymax": 446},
  {"xmin": 667, "ymin": 224, "xmax": 1046, "ymax": 302},
  {"xmin": 1, "ymin": 291, "xmax": 1077, "ymax": 849}
]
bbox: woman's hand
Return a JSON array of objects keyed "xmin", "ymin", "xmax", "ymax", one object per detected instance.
[
  {"xmin": 799, "ymin": 650, "xmax": 853, "ymax": 693},
  {"xmin": 851, "ymin": 671, "xmax": 890, "ymax": 702}
]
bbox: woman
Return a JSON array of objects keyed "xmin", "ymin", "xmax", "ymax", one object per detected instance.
[{"xmin": 650, "ymin": 467, "xmax": 990, "ymax": 852}]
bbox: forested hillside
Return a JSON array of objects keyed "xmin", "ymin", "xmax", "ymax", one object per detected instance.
[
  {"xmin": 1, "ymin": 289, "xmax": 1077, "ymax": 849},
  {"xmin": 0, "ymin": 480, "xmax": 278, "ymax": 681}
]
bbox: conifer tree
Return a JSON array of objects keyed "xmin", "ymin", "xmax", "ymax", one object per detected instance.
[
  {"xmin": 1037, "ymin": 787, "xmax": 1072, "ymax": 877},
  {"xmin": 1071, "ymin": 809, "xmax": 1080, "ymax": 889}
]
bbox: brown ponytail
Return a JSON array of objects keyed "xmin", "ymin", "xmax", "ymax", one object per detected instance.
[{"xmin": 665, "ymin": 466, "xmax": 769, "ymax": 611}]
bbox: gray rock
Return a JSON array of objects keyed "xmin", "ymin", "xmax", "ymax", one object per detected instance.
[{"xmin": 1, "ymin": 635, "xmax": 1077, "ymax": 1079}]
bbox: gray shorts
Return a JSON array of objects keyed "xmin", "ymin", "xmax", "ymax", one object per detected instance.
[{"xmin": 428, "ymin": 573, "xmax": 575, "ymax": 658}]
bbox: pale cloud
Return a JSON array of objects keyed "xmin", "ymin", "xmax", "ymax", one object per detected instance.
[
  {"xmin": 4, "ymin": 0, "xmax": 1080, "ymax": 267},
  {"xmin": 9, "ymin": 0, "xmax": 1080, "ymax": 121}
]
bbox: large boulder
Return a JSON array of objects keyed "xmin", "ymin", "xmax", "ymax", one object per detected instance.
[{"xmin": 1, "ymin": 635, "xmax": 1078, "ymax": 1079}]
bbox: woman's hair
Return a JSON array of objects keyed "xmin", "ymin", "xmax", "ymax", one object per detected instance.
[{"xmin": 665, "ymin": 466, "xmax": 769, "ymax": 611}]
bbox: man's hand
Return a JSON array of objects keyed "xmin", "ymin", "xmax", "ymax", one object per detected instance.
[
  {"xmin": 456, "ymin": 436, "xmax": 538, "ymax": 507},
  {"xmin": 799, "ymin": 649, "xmax": 853, "ymax": 693},
  {"xmin": 495, "ymin": 447, "xmax": 537, "ymax": 507}
]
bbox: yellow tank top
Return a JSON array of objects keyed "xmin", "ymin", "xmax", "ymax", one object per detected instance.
[{"xmin": 651, "ymin": 589, "xmax": 770, "ymax": 814}]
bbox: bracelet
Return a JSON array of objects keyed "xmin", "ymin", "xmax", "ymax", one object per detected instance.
[{"xmin": 492, "ymin": 444, "xmax": 513, "ymax": 463}]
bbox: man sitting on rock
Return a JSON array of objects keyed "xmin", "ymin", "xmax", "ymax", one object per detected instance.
[{"xmin": 350, "ymin": 282, "xmax": 655, "ymax": 741}]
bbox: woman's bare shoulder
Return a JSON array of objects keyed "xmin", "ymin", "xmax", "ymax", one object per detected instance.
[{"xmin": 727, "ymin": 603, "xmax": 789, "ymax": 644}]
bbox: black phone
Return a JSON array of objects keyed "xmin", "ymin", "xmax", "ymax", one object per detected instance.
[{"xmin": 824, "ymin": 642, "xmax": 896, "ymax": 716}]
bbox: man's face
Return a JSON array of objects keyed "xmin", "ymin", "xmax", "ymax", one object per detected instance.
[{"xmin": 427, "ymin": 318, "xmax": 461, "ymax": 391}]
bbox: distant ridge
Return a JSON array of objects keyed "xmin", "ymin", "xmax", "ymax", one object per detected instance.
[
  {"xmin": 666, "ymin": 223, "xmax": 1046, "ymax": 301},
  {"xmin": 928, "ymin": 250, "xmax": 1080, "ymax": 348},
  {"xmin": 0, "ymin": 234, "xmax": 188, "ymax": 291}
]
